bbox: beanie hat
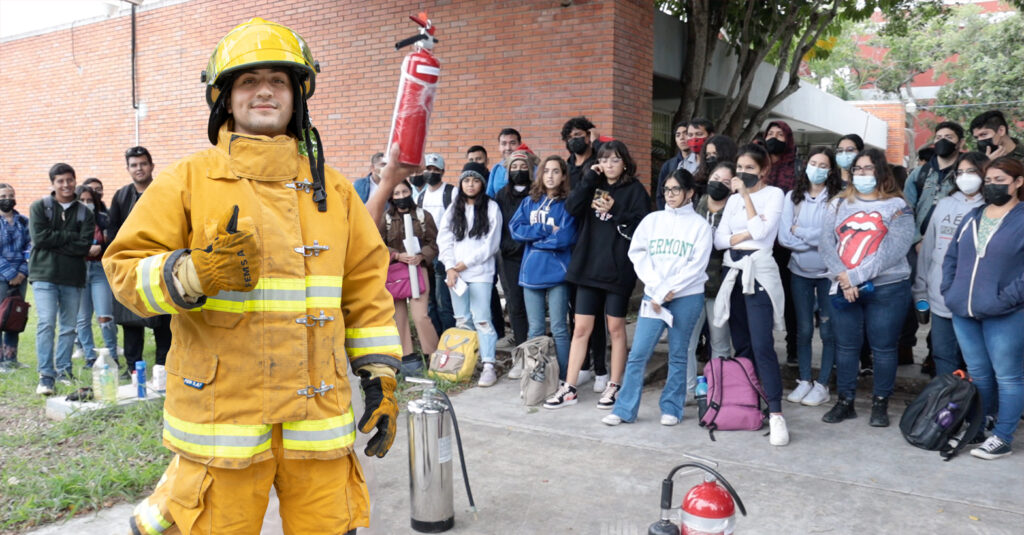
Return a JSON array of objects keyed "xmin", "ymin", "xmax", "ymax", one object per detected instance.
[{"xmin": 460, "ymin": 162, "xmax": 489, "ymax": 183}]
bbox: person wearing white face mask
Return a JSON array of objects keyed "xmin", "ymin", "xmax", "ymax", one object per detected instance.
[
  {"xmin": 778, "ymin": 147, "xmax": 845, "ymax": 406},
  {"xmin": 912, "ymin": 152, "xmax": 987, "ymax": 377},
  {"xmin": 819, "ymin": 149, "xmax": 915, "ymax": 428}
]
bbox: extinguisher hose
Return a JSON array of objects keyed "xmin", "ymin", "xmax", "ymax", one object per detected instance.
[
  {"xmin": 437, "ymin": 390, "xmax": 477, "ymax": 513},
  {"xmin": 395, "ymin": 33, "xmax": 429, "ymax": 50},
  {"xmin": 663, "ymin": 463, "xmax": 746, "ymax": 516}
]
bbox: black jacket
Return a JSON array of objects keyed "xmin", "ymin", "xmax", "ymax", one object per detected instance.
[
  {"xmin": 496, "ymin": 183, "xmax": 531, "ymax": 260},
  {"xmin": 106, "ymin": 183, "xmax": 144, "ymax": 244},
  {"xmin": 565, "ymin": 169, "xmax": 650, "ymax": 296}
]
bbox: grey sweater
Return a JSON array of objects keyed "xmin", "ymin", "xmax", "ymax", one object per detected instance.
[
  {"xmin": 820, "ymin": 194, "xmax": 914, "ymax": 288},
  {"xmin": 912, "ymin": 191, "xmax": 984, "ymax": 318}
]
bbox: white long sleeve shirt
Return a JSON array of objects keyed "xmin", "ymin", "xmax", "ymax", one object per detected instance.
[
  {"xmin": 437, "ymin": 199, "xmax": 502, "ymax": 283},
  {"xmin": 714, "ymin": 186, "xmax": 784, "ymax": 251},
  {"xmin": 629, "ymin": 204, "xmax": 713, "ymax": 304}
]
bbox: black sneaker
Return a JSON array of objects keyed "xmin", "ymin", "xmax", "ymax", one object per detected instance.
[
  {"xmin": 822, "ymin": 397, "xmax": 857, "ymax": 423},
  {"xmin": 597, "ymin": 382, "xmax": 620, "ymax": 410},
  {"xmin": 543, "ymin": 382, "xmax": 578, "ymax": 409},
  {"xmin": 786, "ymin": 354, "xmax": 798, "ymax": 368},
  {"xmin": 869, "ymin": 396, "xmax": 889, "ymax": 427},
  {"xmin": 971, "ymin": 436, "xmax": 1012, "ymax": 460}
]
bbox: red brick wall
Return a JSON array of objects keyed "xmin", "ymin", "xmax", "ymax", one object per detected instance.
[
  {"xmin": 0, "ymin": 0, "xmax": 653, "ymax": 202},
  {"xmin": 854, "ymin": 102, "xmax": 907, "ymax": 165}
]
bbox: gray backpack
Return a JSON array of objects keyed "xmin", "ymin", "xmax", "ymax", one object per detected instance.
[{"xmin": 515, "ymin": 336, "xmax": 559, "ymax": 406}]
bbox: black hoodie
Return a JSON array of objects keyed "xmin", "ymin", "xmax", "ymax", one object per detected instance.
[
  {"xmin": 565, "ymin": 169, "xmax": 650, "ymax": 296},
  {"xmin": 496, "ymin": 183, "xmax": 531, "ymax": 260}
]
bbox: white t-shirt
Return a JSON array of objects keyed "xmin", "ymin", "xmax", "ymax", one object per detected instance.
[
  {"xmin": 420, "ymin": 185, "xmax": 447, "ymax": 226},
  {"xmin": 714, "ymin": 185, "xmax": 784, "ymax": 251},
  {"xmin": 367, "ymin": 177, "xmax": 380, "ymax": 199}
]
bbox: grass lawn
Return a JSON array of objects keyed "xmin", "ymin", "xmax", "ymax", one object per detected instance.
[
  {"xmin": 0, "ymin": 287, "xmax": 474, "ymax": 533},
  {"xmin": 0, "ymin": 285, "xmax": 169, "ymax": 534}
]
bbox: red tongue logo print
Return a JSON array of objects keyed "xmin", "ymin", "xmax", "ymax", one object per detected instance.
[{"xmin": 837, "ymin": 211, "xmax": 887, "ymax": 269}]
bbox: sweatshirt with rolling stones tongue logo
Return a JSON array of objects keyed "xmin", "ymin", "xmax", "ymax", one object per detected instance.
[{"xmin": 820, "ymin": 195, "xmax": 915, "ymax": 288}]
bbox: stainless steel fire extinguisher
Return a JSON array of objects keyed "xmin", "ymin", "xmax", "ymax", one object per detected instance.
[{"xmin": 406, "ymin": 377, "xmax": 476, "ymax": 533}]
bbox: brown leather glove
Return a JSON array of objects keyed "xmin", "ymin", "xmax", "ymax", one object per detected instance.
[
  {"xmin": 358, "ymin": 369, "xmax": 398, "ymax": 458},
  {"xmin": 191, "ymin": 205, "xmax": 261, "ymax": 295}
]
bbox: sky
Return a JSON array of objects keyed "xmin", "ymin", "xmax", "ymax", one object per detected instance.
[{"xmin": 0, "ymin": 0, "xmax": 121, "ymax": 39}]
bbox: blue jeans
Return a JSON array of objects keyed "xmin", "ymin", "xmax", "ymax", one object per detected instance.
[
  {"xmin": 76, "ymin": 261, "xmax": 118, "ymax": 362},
  {"xmin": 952, "ymin": 308, "xmax": 1024, "ymax": 444},
  {"xmin": 449, "ymin": 281, "xmax": 498, "ymax": 364},
  {"xmin": 930, "ymin": 315, "xmax": 963, "ymax": 377},
  {"xmin": 428, "ymin": 259, "xmax": 455, "ymax": 333},
  {"xmin": 0, "ymin": 279, "xmax": 27, "ymax": 350},
  {"xmin": 833, "ymin": 279, "xmax": 910, "ymax": 400},
  {"xmin": 523, "ymin": 284, "xmax": 570, "ymax": 380},
  {"xmin": 791, "ymin": 274, "xmax": 836, "ymax": 384},
  {"xmin": 728, "ymin": 272, "xmax": 783, "ymax": 413},
  {"xmin": 33, "ymin": 281, "xmax": 83, "ymax": 379},
  {"xmin": 613, "ymin": 294, "xmax": 703, "ymax": 422}
]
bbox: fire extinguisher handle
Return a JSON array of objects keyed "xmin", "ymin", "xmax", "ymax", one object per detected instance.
[
  {"xmin": 664, "ymin": 462, "xmax": 747, "ymax": 516},
  {"xmin": 395, "ymin": 34, "xmax": 429, "ymax": 50}
]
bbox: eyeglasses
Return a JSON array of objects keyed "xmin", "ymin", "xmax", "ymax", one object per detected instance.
[
  {"xmin": 598, "ymin": 157, "xmax": 622, "ymax": 165},
  {"xmin": 850, "ymin": 165, "xmax": 875, "ymax": 173},
  {"xmin": 955, "ymin": 168, "xmax": 980, "ymax": 176},
  {"xmin": 663, "ymin": 186, "xmax": 685, "ymax": 195}
]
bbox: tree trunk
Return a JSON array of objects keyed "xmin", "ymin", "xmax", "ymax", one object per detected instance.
[{"xmin": 673, "ymin": 0, "xmax": 725, "ymax": 127}]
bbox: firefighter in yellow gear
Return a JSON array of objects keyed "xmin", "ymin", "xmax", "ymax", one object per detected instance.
[{"xmin": 104, "ymin": 18, "xmax": 413, "ymax": 535}]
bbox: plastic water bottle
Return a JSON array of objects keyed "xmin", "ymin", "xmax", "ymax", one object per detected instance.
[
  {"xmin": 136, "ymin": 361, "xmax": 147, "ymax": 399},
  {"xmin": 936, "ymin": 402, "xmax": 959, "ymax": 428},
  {"xmin": 831, "ymin": 281, "xmax": 875, "ymax": 311},
  {"xmin": 92, "ymin": 348, "xmax": 118, "ymax": 404},
  {"xmin": 695, "ymin": 376, "xmax": 708, "ymax": 420}
]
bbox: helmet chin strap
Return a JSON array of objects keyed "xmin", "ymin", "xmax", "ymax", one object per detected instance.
[{"xmin": 291, "ymin": 72, "xmax": 327, "ymax": 212}]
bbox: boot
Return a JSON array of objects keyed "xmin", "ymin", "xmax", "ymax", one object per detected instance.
[
  {"xmin": 822, "ymin": 396, "xmax": 857, "ymax": 423},
  {"xmin": 869, "ymin": 396, "xmax": 890, "ymax": 427}
]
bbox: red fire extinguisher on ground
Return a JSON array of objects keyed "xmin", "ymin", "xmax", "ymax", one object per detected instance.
[
  {"xmin": 386, "ymin": 12, "xmax": 440, "ymax": 166},
  {"xmin": 648, "ymin": 462, "xmax": 746, "ymax": 535}
]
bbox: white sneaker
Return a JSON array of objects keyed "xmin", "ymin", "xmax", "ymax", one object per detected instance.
[
  {"xmin": 769, "ymin": 414, "xmax": 790, "ymax": 446},
  {"xmin": 660, "ymin": 414, "xmax": 680, "ymax": 426},
  {"xmin": 71, "ymin": 347, "xmax": 84, "ymax": 360},
  {"xmin": 478, "ymin": 364, "xmax": 497, "ymax": 387},
  {"xmin": 577, "ymin": 369, "xmax": 595, "ymax": 387},
  {"xmin": 601, "ymin": 414, "xmax": 622, "ymax": 426},
  {"xmin": 786, "ymin": 380, "xmax": 813, "ymax": 403},
  {"xmin": 152, "ymin": 364, "xmax": 167, "ymax": 393},
  {"xmin": 801, "ymin": 382, "xmax": 830, "ymax": 406},
  {"xmin": 593, "ymin": 374, "xmax": 609, "ymax": 393},
  {"xmin": 507, "ymin": 362, "xmax": 524, "ymax": 380}
]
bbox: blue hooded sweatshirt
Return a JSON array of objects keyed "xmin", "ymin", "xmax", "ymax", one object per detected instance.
[{"xmin": 509, "ymin": 195, "xmax": 578, "ymax": 289}]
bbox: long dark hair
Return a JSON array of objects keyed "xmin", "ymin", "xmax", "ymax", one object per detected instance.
[
  {"xmin": 595, "ymin": 140, "xmax": 638, "ymax": 184},
  {"xmin": 792, "ymin": 146, "xmax": 843, "ymax": 205},
  {"xmin": 450, "ymin": 177, "xmax": 492, "ymax": 240},
  {"xmin": 695, "ymin": 135, "xmax": 738, "ymax": 184},
  {"xmin": 839, "ymin": 148, "xmax": 903, "ymax": 201}
]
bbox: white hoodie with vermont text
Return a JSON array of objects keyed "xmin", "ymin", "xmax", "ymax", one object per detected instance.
[{"xmin": 629, "ymin": 203, "xmax": 713, "ymax": 304}]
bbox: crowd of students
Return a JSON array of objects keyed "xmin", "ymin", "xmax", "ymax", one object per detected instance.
[
  {"xmin": 369, "ymin": 111, "xmax": 1024, "ymax": 460},
  {"xmin": 0, "ymin": 147, "xmax": 171, "ymax": 396}
]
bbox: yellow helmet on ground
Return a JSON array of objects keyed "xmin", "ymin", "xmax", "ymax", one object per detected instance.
[{"xmin": 202, "ymin": 17, "xmax": 319, "ymax": 108}]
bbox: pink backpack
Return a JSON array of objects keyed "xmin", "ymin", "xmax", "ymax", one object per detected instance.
[{"xmin": 699, "ymin": 357, "xmax": 768, "ymax": 440}]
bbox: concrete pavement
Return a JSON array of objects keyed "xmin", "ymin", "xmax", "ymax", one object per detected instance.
[{"xmin": 28, "ymin": 328, "xmax": 1024, "ymax": 534}]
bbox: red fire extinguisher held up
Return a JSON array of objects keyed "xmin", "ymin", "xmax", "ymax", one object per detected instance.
[
  {"xmin": 648, "ymin": 462, "xmax": 746, "ymax": 535},
  {"xmin": 386, "ymin": 12, "xmax": 440, "ymax": 167}
]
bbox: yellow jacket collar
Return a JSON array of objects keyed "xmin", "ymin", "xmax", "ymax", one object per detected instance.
[{"xmin": 211, "ymin": 124, "xmax": 301, "ymax": 181}]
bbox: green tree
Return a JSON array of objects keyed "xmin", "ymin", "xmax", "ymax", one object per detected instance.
[
  {"xmin": 933, "ymin": 10, "xmax": 1024, "ymax": 128},
  {"xmin": 656, "ymin": 0, "xmax": 910, "ymax": 141}
]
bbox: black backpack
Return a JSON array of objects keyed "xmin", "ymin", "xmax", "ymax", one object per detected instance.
[{"xmin": 899, "ymin": 371, "xmax": 984, "ymax": 461}]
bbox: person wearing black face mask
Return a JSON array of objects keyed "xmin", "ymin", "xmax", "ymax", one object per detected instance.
[
  {"xmin": 416, "ymin": 153, "xmax": 457, "ymax": 335},
  {"xmin": 941, "ymin": 156, "xmax": 1024, "ymax": 460},
  {"xmin": 561, "ymin": 116, "xmax": 601, "ymax": 189},
  {"xmin": 695, "ymin": 162, "xmax": 735, "ymax": 364},
  {"xmin": 0, "ymin": 183, "xmax": 31, "ymax": 370},
  {"xmin": 379, "ymin": 179, "xmax": 440, "ymax": 375},
  {"xmin": 495, "ymin": 149, "xmax": 538, "ymax": 348},
  {"xmin": 905, "ymin": 121, "xmax": 965, "ymax": 243}
]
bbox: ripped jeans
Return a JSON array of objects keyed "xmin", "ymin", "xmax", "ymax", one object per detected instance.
[
  {"xmin": 449, "ymin": 280, "xmax": 498, "ymax": 364},
  {"xmin": 791, "ymin": 274, "xmax": 835, "ymax": 385},
  {"xmin": 76, "ymin": 260, "xmax": 118, "ymax": 363}
]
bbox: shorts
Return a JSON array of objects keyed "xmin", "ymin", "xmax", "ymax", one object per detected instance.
[{"xmin": 574, "ymin": 284, "xmax": 629, "ymax": 318}]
